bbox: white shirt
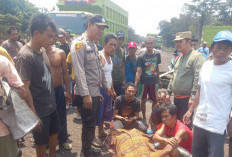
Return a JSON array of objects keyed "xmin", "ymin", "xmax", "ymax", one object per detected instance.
[
  {"xmin": 101, "ymin": 52, "xmax": 113, "ymax": 88},
  {"xmin": 193, "ymin": 60, "xmax": 232, "ymax": 135}
]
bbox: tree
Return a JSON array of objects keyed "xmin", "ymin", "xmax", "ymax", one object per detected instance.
[
  {"xmin": 158, "ymin": 15, "xmax": 194, "ymax": 48},
  {"xmin": 0, "ymin": 0, "xmax": 40, "ymax": 42},
  {"xmin": 218, "ymin": 0, "xmax": 232, "ymax": 25},
  {"xmin": 128, "ymin": 26, "xmax": 145, "ymax": 45},
  {"xmin": 183, "ymin": 0, "xmax": 221, "ymax": 42}
]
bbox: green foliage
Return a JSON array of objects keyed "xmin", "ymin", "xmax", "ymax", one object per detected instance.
[
  {"xmin": 203, "ymin": 26, "xmax": 232, "ymax": 45},
  {"xmin": 0, "ymin": 14, "xmax": 20, "ymax": 42},
  {"xmin": 158, "ymin": 14, "xmax": 194, "ymax": 48},
  {"xmin": 0, "ymin": 0, "xmax": 40, "ymax": 42},
  {"xmin": 218, "ymin": 0, "xmax": 232, "ymax": 25},
  {"xmin": 158, "ymin": 0, "xmax": 232, "ymax": 48}
]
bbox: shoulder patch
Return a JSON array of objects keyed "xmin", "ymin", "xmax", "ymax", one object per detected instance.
[{"xmin": 75, "ymin": 42, "xmax": 83, "ymax": 51}]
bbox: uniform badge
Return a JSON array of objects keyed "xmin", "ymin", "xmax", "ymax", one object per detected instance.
[{"xmin": 75, "ymin": 42, "xmax": 83, "ymax": 51}]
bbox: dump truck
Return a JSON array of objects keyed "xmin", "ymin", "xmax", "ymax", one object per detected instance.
[{"xmin": 48, "ymin": 0, "xmax": 128, "ymax": 45}]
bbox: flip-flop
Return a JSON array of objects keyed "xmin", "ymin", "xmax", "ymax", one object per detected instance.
[{"xmin": 92, "ymin": 139, "xmax": 103, "ymax": 148}]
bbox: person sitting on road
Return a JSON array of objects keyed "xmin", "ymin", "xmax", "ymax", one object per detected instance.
[
  {"xmin": 147, "ymin": 107, "xmax": 163, "ymax": 134},
  {"xmin": 113, "ymin": 82, "xmax": 147, "ymax": 133},
  {"xmin": 153, "ymin": 104, "xmax": 193, "ymax": 156},
  {"xmin": 147, "ymin": 91, "xmax": 170, "ymax": 134}
]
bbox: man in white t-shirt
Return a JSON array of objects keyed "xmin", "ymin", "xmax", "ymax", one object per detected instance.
[{"xmin": 183, "ymin": 30, "xmax": 232, "ymax": 157}]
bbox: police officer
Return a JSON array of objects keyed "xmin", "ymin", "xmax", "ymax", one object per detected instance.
[{"xmin": 70, "ymin": 14, "xmax": 111, "ymax": 157}]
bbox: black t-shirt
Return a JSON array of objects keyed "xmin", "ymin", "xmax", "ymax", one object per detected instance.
[
  {"xmin": 16, "ymin": 45, "xmax": 56, "ymax": 117},
  {"xmin": 137, "ymin": 51, "xmax": 161, "ymax": 84},
  {"xmin": 114, "ymin": 95, "xmax": 140, "ymax": 118},
  {"xmin": 59, "ymin": 43, "xmax": 70, "ymax": 56}
]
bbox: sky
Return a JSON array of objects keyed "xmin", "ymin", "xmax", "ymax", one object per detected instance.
[{"xmin": 29, "ymin": 0, "xmax": 191, "ymax": 36}]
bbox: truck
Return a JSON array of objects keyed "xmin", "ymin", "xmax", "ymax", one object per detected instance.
[{"xmin": 48, "ymin": 0, "xmax": 128, "ymax": 44}]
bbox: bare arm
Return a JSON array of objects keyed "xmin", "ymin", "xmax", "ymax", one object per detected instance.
[
  {"xmin": 157, "ymin": 64, "xmax": 162, "ymax": 88},
  {"xmin": 113, "ymin": 109, "xmax": 125, "ymax": 121},
  {"xmin": 135, "ymin": 67, "xmax": 142, "ymax": 86},
  {"xmin": 60, "ymin": 50, "xmax": 71, "ymax": 102},
  {"xmin": 152, "ymin": 124, "xmax": 166, "ymax": 144},
  {"xmin": 22, "ymin": 80, "xmax": 37, "ymax": 115},
  {"xmin": 130, "ymin": 112, "xmax": 139, "ymax": 121},
  {"xmin": 121, "ymin": 62, "xmax": 126, "ymax": 87},
  {"xmin": 183, "ymin": 88, "xmax": 201, "ymax": 124}
]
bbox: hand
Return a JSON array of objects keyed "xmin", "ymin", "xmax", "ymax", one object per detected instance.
[
  {"xmin": 65, "ymin": 90, "xmax": 71, "ymax": 105},
  {"xmin": 183, "ymin": 110, "xmax": 193, "ymax": 125},
  {"xmin": 112, "ymin": 91, "xmax": 117, "ymax": 100},
  {"xmin": 34, "ymin": 118, "xmax": 43, "ymax": 133},
  {"xmin": 83, "ymin": 95, "xmax": 92, "ymax": 110},
  {"xmin": 165, "ymin": 137, "xmax": 178, "ymax": 148},
  {"xmin": 159, "ymin": 81, "xmax": 162, "ymax": 89},
  {"xmin": 106, "ymin": 88, "xmax": 112, "ymax": 96},
  {"xmin": 100, "ymin": 95, "xmax": 104, "ymax": 103},
  {"xmin": 124, "ymin": 117, "xmax": 133, "ymax": 123},
  {"xmin": 227, "ymin": 118, "xmax": 232, "ymax": 137},
  {"xmin": 188, "ymin": 98, "xmax": 194, "ymax": 108}
]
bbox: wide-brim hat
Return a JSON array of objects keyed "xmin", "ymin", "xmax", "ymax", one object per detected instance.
[{"xmin": 173, "ymin": 31, "xmax": 192, "ymax": 41}]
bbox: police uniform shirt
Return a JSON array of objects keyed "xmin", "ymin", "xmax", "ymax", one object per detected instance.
[{"xmin": 70, "ymin": 34, "xmax": 108, "ymax": 97}]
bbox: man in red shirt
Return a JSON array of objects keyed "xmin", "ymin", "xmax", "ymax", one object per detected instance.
[{"xmin": 153, "ymin": 104, "xmax": 192, "ymax": 157}]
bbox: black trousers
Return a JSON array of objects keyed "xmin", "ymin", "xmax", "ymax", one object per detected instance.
[
  {"xmin": 77, "ymin": 95, "xmax": 100, "ymax": 157},
  {"xmin": 174, "ymin": 97, "xmax": 192, "ymax": 128},
  {"xmin": 113, "ymin": 119, "xmax": 147, "ymax": 133}
]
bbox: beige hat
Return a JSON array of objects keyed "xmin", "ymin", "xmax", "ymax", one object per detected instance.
[{"xmin": 173, "ymin": 31, "xmax": 192, "ymax": 41}]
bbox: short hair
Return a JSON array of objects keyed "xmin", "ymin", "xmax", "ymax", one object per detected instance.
[
  {"xmin": 7, "ymin": 26, "xmax": 19, "ymax": 34},
  {"xmin": 125, "ymin": 82, "xmax": 136, "ymax": 90},
  {"xmin": 160, "ymin": 104, "xmax": 177, "ymax": 116},
  {"xmin": 104, "ymin": 33, "xmax": 117, "ymax": 44},
  {"xmin": 191, "ymin": 37, "xmax": 198, "ymax": 42},
  {"xmin": 30, "ymin": 14, "xmax": 57, "ymax": 36},
  {"xmin": 158, "ymin": 91, "xmax": 167, "ymax": 96},
  {"xmin": 145, "ymin": 36, "xmax": 155, "ymax": 43}
]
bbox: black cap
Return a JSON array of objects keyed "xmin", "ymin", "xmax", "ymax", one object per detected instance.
[
  {"xmin": 89, "ymin": 14, "xmax": 109, "ymax": 28},
  {"xmin": 116, "ymin": 30, "xmax": 125, "ymax": 38}
]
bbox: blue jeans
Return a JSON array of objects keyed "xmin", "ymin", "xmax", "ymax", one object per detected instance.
[
  {"xmin": 192, "ymin": 126, "xmax": 226, "ymax": 157},
  {"xmin": 54, "ymin": 86, "xmax": 68, "ymax": 145}
]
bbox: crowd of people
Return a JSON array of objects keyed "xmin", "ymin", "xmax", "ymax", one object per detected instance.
[{"xmin": 0, "ymin": 13, "xmax": 232, "ymax": 157}]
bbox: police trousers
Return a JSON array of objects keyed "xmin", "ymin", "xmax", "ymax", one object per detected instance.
[{"xmin": 77, "ymin": 95, "xmax": 100, "ymax": 156}]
